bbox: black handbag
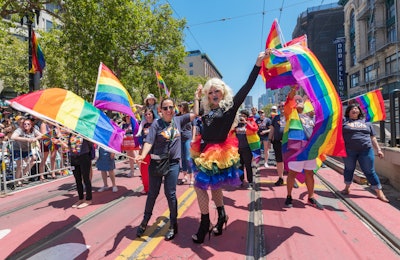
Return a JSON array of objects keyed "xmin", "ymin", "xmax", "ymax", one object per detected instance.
[{"xmin": 149, "ymin": 153, "xmax": 170, "ymax": 176}]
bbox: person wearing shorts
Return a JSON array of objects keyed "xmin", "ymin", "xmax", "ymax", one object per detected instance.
[{"xmin": 284, "ymin": 86, "xmax": 323, "ymax": 210}]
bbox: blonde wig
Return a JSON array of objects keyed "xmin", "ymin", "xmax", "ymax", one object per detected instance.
[{"xmin": 201, "ymin": 78, "xmax": 234, "ymax": 115}]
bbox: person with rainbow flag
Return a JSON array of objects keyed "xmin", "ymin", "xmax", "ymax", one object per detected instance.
[
  {"xmin": 235, "ymin": 109, "xmax": 260, "ymax": 189},
  {"xmin": 190, "ymin": 50, "xmax": 271, "ymax": 244},
  {"xmin": 341, "ymin": 103, "xmax": 389, "ymax": 203},
  {"xmin": 283, "ymin": 85, "xmax": 323, "ymax": 210}
]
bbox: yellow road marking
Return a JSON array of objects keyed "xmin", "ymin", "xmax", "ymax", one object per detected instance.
[{"xmin": 116, "ymin": 187, "xmax": 196, "ymax": 260}]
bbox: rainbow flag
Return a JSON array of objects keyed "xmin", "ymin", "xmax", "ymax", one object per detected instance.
[
  {"xmin": 259, "ymin": 20, "xmax": 300, "ymax": 88},
  {"xmin": 274, "ymin": 45, "xmax": 346, "ymax": 165},
  {"xmin": 93, "ymin": 62, "xmax": 138, "ymax": 132},
  {"xmin": 30, "ymin": 30, "xmax": 46, "ymax": 77},
  {"xmin": 354, "ymin": 89, "xmax": 386, "ymax": 122},
  {"xmin": 8, "ymin": 88, "xmax": 125, "ymax": 153},
  {"xmin": 155, "ymin": 70, "xmax": 170, "ymax": 97},
  {"xmin": 247, "ymin": 131, "xmax": 261, "ymax": 162}
]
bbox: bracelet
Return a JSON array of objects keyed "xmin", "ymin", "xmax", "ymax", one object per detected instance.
[{"xmin": 195, "ymin": 98, "xmax": 200, "ymax": 100}]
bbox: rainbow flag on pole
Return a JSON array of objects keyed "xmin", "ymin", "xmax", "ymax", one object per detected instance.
[
  {"xmin": 259, "ymin": 19, "xmax": 301, "ymax": 88},
  {"xmin": 354, "ymin": 89, "xmax": 386, "ymax": 122},
  {"xmin": 30, "ymin": 30, "xmax": 46, "ymax": 77},
  {"xmin": 93, "ymin": 62, "xmax": 138, "ymax": 132},
  {"xmin": 155, "ymin": 70, "xmax": 170, "ymax": 97}
]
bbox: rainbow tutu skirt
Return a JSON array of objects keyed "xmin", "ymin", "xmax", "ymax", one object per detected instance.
[{"xmin": 190, "ymin": 133, "xmax": 243, "ymax": 190}]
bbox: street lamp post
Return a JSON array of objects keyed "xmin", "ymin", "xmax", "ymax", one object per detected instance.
[{"xmin": 27, "ymin": 15, "xmax": 34, "ymax": 93}]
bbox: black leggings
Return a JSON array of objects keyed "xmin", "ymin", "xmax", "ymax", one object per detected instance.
[
  {"xmin": 71, "ymin": 153, "xmax": 92, "ymax": 201},
  {"xmin": 239, "ymin": 146, "xmax": 253, "ymax": 183}
]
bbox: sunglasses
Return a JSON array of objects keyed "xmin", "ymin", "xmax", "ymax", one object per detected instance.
[{"xmin": 162, "ymin": 106, "xmax": 174, "ymax": 111}]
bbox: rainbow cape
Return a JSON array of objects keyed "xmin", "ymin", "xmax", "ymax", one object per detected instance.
[
  {"xmin": 8, "ymin": 88, "xmax": 125, "ymax": 153},
  {"xmin": 30, "ymin": 30, "xmax": 46, "ymax": 77},
  {"xmin": 354, "ymin": 89, "xmax": 386, "ymax": 122},
  {"xmin": 273, "ymin": 45, "xmax": 346, "ymax": 164},
  {"xmin": 155, "ymin": 70, "xmax": 170, "ymax": 97}
]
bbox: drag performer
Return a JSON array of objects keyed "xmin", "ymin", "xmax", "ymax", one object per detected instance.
[{"xmin": 190, "ymin": 50, "xmax": 270, "ymax": 243}]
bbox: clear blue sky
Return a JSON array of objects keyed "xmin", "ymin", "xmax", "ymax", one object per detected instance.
[{"xmin": 166, "ymin": 0, "xmax": 339, "ymax": 104}]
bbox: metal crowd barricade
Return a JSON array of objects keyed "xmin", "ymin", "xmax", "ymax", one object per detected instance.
[{"xmin": 1, "ymin": 139, "xmax": 72, "ymax": 195}]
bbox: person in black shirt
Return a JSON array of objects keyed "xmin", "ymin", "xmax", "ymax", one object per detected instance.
[{"xmin": 190, "ymin": 50, "xmax": 271, "ymax": 243}]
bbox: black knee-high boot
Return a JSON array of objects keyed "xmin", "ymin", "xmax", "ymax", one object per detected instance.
[
  {"xmin": 213, "ymin": 206, "xmax": 229, "ymax": 236},
  {"xmin": 192, "ymin": 214, "xmax": 212, "ymax": 244}
]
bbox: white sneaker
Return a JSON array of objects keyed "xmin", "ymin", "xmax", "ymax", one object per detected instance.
[
  {"xmin": 247, "ymin": 183, "xmax": 253, "ymax": 190},
  {"xmin": 264, "ymin": 162, "xmax": 269, "ymax": 168},
  {"xmin": 112, "ymin": 186, "xmax": 118, "ymax": 192},
  {"xmin": 98, "ymin": 186, "xmax": 109, "ymax": 192}
]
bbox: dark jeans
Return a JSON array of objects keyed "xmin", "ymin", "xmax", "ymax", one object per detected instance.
[
  {"xmin": 143, "ymin": 160, "xmax": 180, "ymax": 225},
  {"xmin": 239, "ymin": 146, "xmax": 253, "ymax": 184},
  {"xmin": 343, "ymin": 148, "xmax": 382, "ymax": 190},
  {"xmin": 71, "ymin": 153, "xmax": 92, "ymax": 200}
]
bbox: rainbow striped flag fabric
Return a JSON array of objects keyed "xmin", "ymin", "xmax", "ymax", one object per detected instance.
[
  {"xmin": 259, "ymin": 20, "xmax": 302, "ymax": 89},
  {"xmin": 155, "ymin": 70, "xmax": 170, "ymax": 97},
  {"xmin": 274, "ymin": 45, "xmax": 346, "ymax": 164},
  {"xmin": 30, "ymin": 30, "xmax": 46, "ymax": 77},
  {"xmin": 93, "ymin": 62, "xmax": 138, "ymax": 131},
  {"xmin": 354, "ymin": 89, "xmax": 386, "ymax": 122},
  {"xmin": 246, "ymin": 119, "xmax": 261, "ymax": 162}
]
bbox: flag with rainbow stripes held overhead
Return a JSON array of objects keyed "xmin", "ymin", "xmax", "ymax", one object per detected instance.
[
  {"xmin": 93, "ymin": 62, "xmax": 139, "ymax": 133},
  {"xmin": 353, "ymin": 89, "xmax": 386, "ymax": 122},
  {"xmin": 259, "ymin": 19, "xmax": 307, "ymax": 89},
  {"xmin": 271, "ymin": 45, "xmax": 346, "ymax": 169}
]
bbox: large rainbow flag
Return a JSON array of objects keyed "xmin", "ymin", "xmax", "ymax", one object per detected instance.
[
  {"xmin": 354, "ymin": 89, "xmax": 386, "ymax": 122},
  {"xmin": 155, "ymin": 70, "xmax": 170, "ymax": 97},
  {"xmin": 30, "ymin": 30, "xmax": 46, "ymax": 77},
  {"xmin": 8, "ymin": 88, "xmax": 125, "ymax": 153},
  {"xmin": 259, "ymin": 19, "xmax": 303, "ymax": 88},
  {"xmin": 93, "ymin": 62, "xmax": 138, "ymax": 132},
  {"xmin": 273, "ymin": 45, "xmax": 346, "ymax": 164}
]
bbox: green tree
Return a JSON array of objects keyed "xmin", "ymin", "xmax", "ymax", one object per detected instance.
[
  {"xmin": 60, "ymin": 0, "xmax": 187, "ymax": 102},
  {"xmin": 0, "ymin": 21, "xmax": 28, "ymax": 94},
  {"xmin": 1, "ymin": 0, "xmax": 189, "ymax": 104}
]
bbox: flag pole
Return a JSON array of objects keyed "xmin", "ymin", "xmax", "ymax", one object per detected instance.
[{"xmin": 93, "ymin": 62, "xmax": 103, "ymax": 105}]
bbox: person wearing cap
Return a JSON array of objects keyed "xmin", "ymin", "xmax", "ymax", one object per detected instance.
[
  {"xmin": 283, "ymin": 85, "xmax": 323, "ymax": 209},
  {"xmin": 270, "ymin": 105, "xmax": 278, "ymax": 119},
  {"xmin": 142, "ymin": 93, "xmax": 160, "ymax": 119},
  {"xmin": 235, "ymin": 109, "xmax": 259, "ymax": 189},
  {"xmin": 256, "ymin": 109, "xmax": 271, "ymax": 167}
]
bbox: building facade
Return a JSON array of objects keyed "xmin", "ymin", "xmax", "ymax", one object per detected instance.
[
  {"xmin": 182, "ymin": 50, "xmax": 223, "ymax": 79},
  {"xmin": 292, "ymin": 3, "xmax": 346, "ymax": 99},
  {"xmin": 341, "ymin": 0, "xmax": 400, "ymax": 100}
]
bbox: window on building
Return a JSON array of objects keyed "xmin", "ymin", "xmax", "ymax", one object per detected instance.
[
  {"xmin": 46, "ymin": 3, "xmax": 60, "ymax": 12},
  {"xmin": 364, "ymin": 64, "xmax": 377, "ymax": 82},
  {"xmin": 386, "ymin": 0, "xmax": 396, "ymax": 42},
  {"xmin": 350, "ymin": 72, "xmax": 359, "ymax": 88},
  {"xmin": 350, "ymin": 10, "xmax": 356, "ymax": 66},
  {"xmin": 385, "ymin": 53, "xmax": 398, "ymax": 75},
  {"xmin": 367, "ymin": 13, "xmax": 375, "ymax": 53},
  {"xmin": 189, "ymin": 62, "xmax": 193, "ymax": 68},
  {"xmin": 189, "ymin": 70, "xmax": 193, "ymax": 75},
  {"xmin": 46, "ymin": 20, "xmax": 53, "ymax": 32}
]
